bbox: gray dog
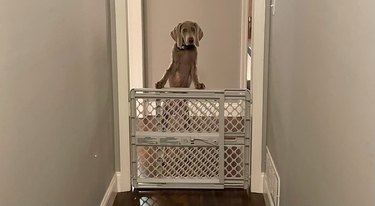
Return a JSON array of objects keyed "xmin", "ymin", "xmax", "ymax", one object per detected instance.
[{"xmin": 155, "ymin": 21, "xmax": 205, "ymax": 89}]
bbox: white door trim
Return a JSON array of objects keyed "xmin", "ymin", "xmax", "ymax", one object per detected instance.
[
  {"xmin": 113, "ymin": 0, "xmax": 266, "ymax": 193},
  {"xmin": 112, "ymin": 0, "xmax": 131, "ymax": 192},
  {"xmin": 250, "ymin": 0, "xmax": 266, "ymax": 193},
  {"xmin": 128, "ymin": 0, "xmax": 144, "ymax": 88},
  {"xmin": 240, "ymin": 0, "xmax": 250, "ymax": 88}
]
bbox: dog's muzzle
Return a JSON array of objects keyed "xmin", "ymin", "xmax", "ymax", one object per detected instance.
[
  {"xmin": 184, "ymin": 35, "xmax": 196, "ymax": 46},
  {"xmin": 187, "ymin": 37, "xmax": 194, "ymax": 44}
]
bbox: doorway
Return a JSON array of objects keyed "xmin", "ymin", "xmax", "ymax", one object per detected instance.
[{"xmin": 112, "ymin": 0, "xmax": 266, "ymax": 193}]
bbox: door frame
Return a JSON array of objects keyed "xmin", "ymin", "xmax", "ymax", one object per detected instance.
[
  {"xmin": 112, "ymin": 0, "xmax": 266, "ymax": 193},
  {"xmin": 250, "ymin": 0, "xmax": 267, "ymax": 193}
]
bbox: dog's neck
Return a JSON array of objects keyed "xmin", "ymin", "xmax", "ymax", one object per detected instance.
[{"xmin": 178, "ymin": 44, "xmax": 196, "ymax": 50}]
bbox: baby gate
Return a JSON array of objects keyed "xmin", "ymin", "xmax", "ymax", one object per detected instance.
[{"xmin": 130, "ymin": 89, "xmax": 251, "ymax": 189}]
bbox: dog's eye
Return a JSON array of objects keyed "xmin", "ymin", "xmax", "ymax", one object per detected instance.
[
  {"xmin": 191, "ymin": 27, "xmax": 196, "ymax": 32},
  {"xmin": 182, "ymin": 28, "xmax": 187, "ymax": 33}
]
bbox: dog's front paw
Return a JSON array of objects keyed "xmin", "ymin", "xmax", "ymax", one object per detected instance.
[
  {"xmin": 195, "ymin": 83, "xmax": 205, "ymax": 90},
  {"xmin": 155, "ymin": 81, "xmax": 165, "ymax": 89}
]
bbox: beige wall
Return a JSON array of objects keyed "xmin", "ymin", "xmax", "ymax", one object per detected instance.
[
  {"xmin": 144, "ymin": 0, "xmax": 242, "ymax": 89},
  {"xmin": 0, "ymin": 0, "xmax": 115, "ymax": 205},
  {"xmin": 266, "ymin": 0, "xmax": 375, "ymax": 205},
  {"xmin": 249, "ymin": 0, "xmax": 252, "ymax": 17}
]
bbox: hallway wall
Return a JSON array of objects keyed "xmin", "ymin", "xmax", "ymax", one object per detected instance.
[
  {"xmin": 266, "ymin": 0, "xmax": 375, "ymax": 205},
  {"xmin": 0, "ymin": 0, "xmax": 115, "ymax": 205}
]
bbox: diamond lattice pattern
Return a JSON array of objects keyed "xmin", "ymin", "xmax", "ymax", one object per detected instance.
[
  {"xmin": 137, "ymin": 146, "xmax": 219, "ymax": 179},
  {"xmin": 224, "ymin": 145, "xmax": 245, "ymax": 178},
  {"xmin": 224, "ymin": 100, "xmax": 246, "ymax": 133},
  {"xmin": 136, "ymin": 98, "xmax": 220, "ymax": 133}
]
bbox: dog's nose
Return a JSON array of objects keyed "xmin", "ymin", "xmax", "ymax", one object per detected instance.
[{"xmin": 188, "ymin": 37, "xmax": 194, "ymax": 44}]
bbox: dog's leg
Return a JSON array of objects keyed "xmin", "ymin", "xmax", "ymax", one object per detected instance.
[
  {"xmin": 156, "ymin": 63, "xmax": 174, "ymax": 89},
  {"xmin": 191, "ymin": 65, "xmax": 205, "ymax": 89}
]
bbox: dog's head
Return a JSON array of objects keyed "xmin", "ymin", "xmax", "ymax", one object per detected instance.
[{"xmin": 171, "ymin": 21, "xmax": 203, "ymax": 49}]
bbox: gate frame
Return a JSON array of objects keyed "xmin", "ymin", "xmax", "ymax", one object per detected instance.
[{"xmin": 129, "ymin": 89, "xmax": 251, "ymax": 189}]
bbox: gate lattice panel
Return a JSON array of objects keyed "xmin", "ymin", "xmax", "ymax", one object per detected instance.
[{"xmin": 130, "ymin": 89, "xmax": 251, "ymax": 189}]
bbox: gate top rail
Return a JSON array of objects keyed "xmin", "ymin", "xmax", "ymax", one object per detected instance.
[{"xmin": 130, "ymin": 88, "xmax": 251, "ymax": 101}]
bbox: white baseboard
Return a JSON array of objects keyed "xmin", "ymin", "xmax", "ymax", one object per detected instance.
[
  {"xmin": 100, "ymin": 173, "xmax": 118, "ymax": 206},
  {"xmin": 263, "ymin": 177, "xmax": 275, "ymax": 206},
  {"xmin": 263, "ymin": 146, "xmax": 280, "ymax": 206}
]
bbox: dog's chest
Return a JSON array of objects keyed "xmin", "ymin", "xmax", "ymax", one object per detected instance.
[
  {"xmin": 169, "ymin": 47, "xmax": 197, "ymax": 86},
  {"xmin": 174, "ymin": 64, "xmax": 191, "ymax": 82},
  {"xmin": 175, "ymin": 49, "xmax": 197, "ymax": 65}
]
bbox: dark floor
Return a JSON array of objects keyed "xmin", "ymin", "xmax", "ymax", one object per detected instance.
[{"xmin": 113, "ymin": 189, "xmax": 265, "ymax": 206}]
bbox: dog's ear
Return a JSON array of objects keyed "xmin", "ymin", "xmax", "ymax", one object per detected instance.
[
  {"xmin": 171, "ymin": 23, "xmax": 183, "ymax": 49},
  {"xmin": 194, "ymin": 23, "xmax": 203, "ymax": 47}
]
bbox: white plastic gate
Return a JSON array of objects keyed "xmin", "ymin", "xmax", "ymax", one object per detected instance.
[{"xmin": 130, "ymin": 89, "xmax": 251, "ymax": 189}]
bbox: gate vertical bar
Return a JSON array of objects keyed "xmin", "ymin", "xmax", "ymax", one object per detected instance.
[
  {"xmin": 130, "ymin": 90, "xmax": 138, "ymax": 188},
  {"xmin": 218, "ymin": 96, "xmax": 225, "ymax": 185},
  {"xmin": 244, "ymin": 90, "xmax": 252, "ymax": 189},
  {"xmin": 155, "ymin": 95, "xmax": 163, "ymax": 178}
]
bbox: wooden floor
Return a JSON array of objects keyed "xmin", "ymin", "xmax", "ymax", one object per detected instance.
[{"xmin": 113, "ymin": 189, "xmax": 266, "ymax": 206}]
